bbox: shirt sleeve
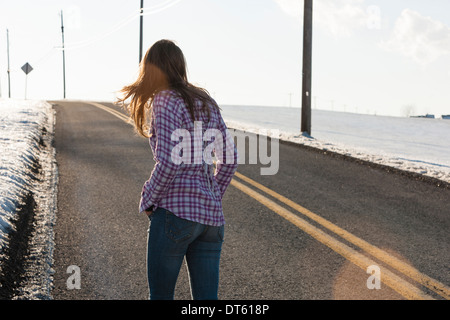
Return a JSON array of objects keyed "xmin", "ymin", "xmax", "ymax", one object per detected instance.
[
  {"xmin": 139, "ymin": 92, "xmax": 183, "ymax": 213},
  {"xmin": 214, "ymin": 114, "xmax": 238, "ymax": 198}
]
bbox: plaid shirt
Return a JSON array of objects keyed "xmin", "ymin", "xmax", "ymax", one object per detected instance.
[{"xmin": 139, "ymin": 90, "xmax": 238, "ymax": 226}]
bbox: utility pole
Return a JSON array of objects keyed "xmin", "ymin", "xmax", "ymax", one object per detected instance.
[
  {"xmin": 0, "ymin": 33, "xmax": 2, "ymax": 98},
  {"xmin": 301, "ymin": 0, "xmax": 313, "ymax": 135},
  {"xmin": 0, "ymin": 38, "xmax": 2, "ymax": 98},
  {"xmin": 139, "ymin": 0, "xmax": 144, "ymax": 64},
  {"xmin": 7, "ymin": 29, "xmax": 11, "ymax": 98},
  {"xmin": 60, "ymin": 10, "xmax": 66, "ymax": 99}
]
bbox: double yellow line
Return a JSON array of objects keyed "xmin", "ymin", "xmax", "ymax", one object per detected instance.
[
  {"xmin": 89, "ymin": 102, "xmax": 130, "ymax": 123},
  {"xmin": 232, "ymin": 171, "xmax": 449, "ymax": 300},
  {"xmin": 90, "ymin": 102, "xmax": 449, "ymax": 300}
]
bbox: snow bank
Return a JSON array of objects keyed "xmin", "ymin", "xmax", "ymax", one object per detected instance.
[
  {"xmin": 0, "ymin": 99, "xmax": 57, "ymax": 299},
  {"xmin": 221, "ymin": 106, "xmax": 450, "ymax": 184}
]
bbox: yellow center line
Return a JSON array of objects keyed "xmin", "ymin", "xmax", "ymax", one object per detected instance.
[
  {"xmin": 230, "ymin": 178, "xmax": 434, "ymax": 300},
  {"xmin": 88, "ymin": 102, "xmax": 447, "ymax": 300},
  {"xmin": 233, "ymin": 172, "xmax": 450, "ymax": 300},
  {"xmin": 88, "ymin": 102, "xmax": 129, "ymax": 123}
]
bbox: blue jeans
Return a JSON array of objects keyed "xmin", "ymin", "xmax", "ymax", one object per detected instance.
[{"xmin": 146, "ymin": 207, "xmax": 224, "ymax": 300}]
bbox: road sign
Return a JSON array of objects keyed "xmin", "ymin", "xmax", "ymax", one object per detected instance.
[
  {"xmin": 21, "ymin": 62, "xmax": 33, "ymax": 75},
  {"xmin": 21, "ymin": 62, "xmax": 33, "ymax": 99}
]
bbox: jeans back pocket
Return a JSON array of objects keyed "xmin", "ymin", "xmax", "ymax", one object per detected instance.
[{"xmin": 164, "ymin": 210, "xmax": 197, "ymax": 243}]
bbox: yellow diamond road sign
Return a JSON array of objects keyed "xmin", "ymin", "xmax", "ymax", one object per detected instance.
[{"xmin": 21, "ymin": 62, "xmax": 33, "ymax": 75}]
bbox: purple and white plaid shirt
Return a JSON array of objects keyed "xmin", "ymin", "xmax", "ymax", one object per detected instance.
[{"xmin": 139, "ymin": 89, "xmax": 238, "ymax": 226}]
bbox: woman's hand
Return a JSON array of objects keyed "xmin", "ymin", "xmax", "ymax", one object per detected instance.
[{"xmin": 145, "ymin": 205, "xmax": 154, "ymax": 216}]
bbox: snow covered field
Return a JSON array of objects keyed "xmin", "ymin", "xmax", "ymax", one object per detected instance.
[
  {"xmin": 221, "ymin": 105, "xmax": 450, "ymax": 184},
  {"xmin": 0, "ymin": 99, "xmax": 57, "ymax": 299}
]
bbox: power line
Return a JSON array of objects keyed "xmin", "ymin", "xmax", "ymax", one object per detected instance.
[
  {"xmin": 56, "ymin": 0, "xmax": 182, "ymax": 52},
  {"xmin": 2, "ymin": 1, "xmax": 182, "ymax": 99}
]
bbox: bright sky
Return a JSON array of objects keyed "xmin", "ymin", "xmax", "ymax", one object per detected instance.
[{"xmin": 0, "ymin": 0, "xmax": 449, "ymax": 117}]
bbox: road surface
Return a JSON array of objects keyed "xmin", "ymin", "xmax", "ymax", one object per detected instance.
[{"xmin": 51, "ymin": 100, "xmax": 450, "ymax": 300}]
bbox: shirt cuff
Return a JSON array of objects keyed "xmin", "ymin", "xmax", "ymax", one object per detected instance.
[{"xmin": 139, "ymin": 199, "xmax": 156, "ymax": 214}]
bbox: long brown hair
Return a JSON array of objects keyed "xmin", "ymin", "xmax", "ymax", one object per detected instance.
[{"xmin": 116, "ymin": 39, "xmax": 219, "ymax": 137}]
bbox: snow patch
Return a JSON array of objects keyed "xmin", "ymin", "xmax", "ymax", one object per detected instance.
[{"xmin": 0, "ymin": 99, "xmax": 57, "ymax": 299}]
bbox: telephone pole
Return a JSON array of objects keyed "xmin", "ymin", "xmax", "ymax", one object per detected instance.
[
  {"xmin": 61, "ymin": 10, "xmax": 66, "ymax": 99},
  {"xmin": 7, "ymin": 29, "xmax": 11, "ymax": 98},
  {"xmin": 0, "ymin": 60, "xmax": 1, "ymax": 98},
  {"xmin": 139, "ymin": 0, "xmax": 144, "ymax": 63},
  {"xmin": 301, "ymin": 0, "xmax": 313, "ymax": 135}
]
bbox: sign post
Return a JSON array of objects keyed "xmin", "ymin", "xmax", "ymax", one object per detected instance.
[{"xmin": 21, "ymin": 62, "xmax": 33, "ymax": 100}]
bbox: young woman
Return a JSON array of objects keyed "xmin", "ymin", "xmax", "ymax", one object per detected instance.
[{"xmin": 117, "ymin": 39, "xmax": 238, "ymax": 300}]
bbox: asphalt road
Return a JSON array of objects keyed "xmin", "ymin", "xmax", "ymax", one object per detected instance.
[{"xmin": 51, "ymin": 100, "xmax": 450, "ymax": 300}]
